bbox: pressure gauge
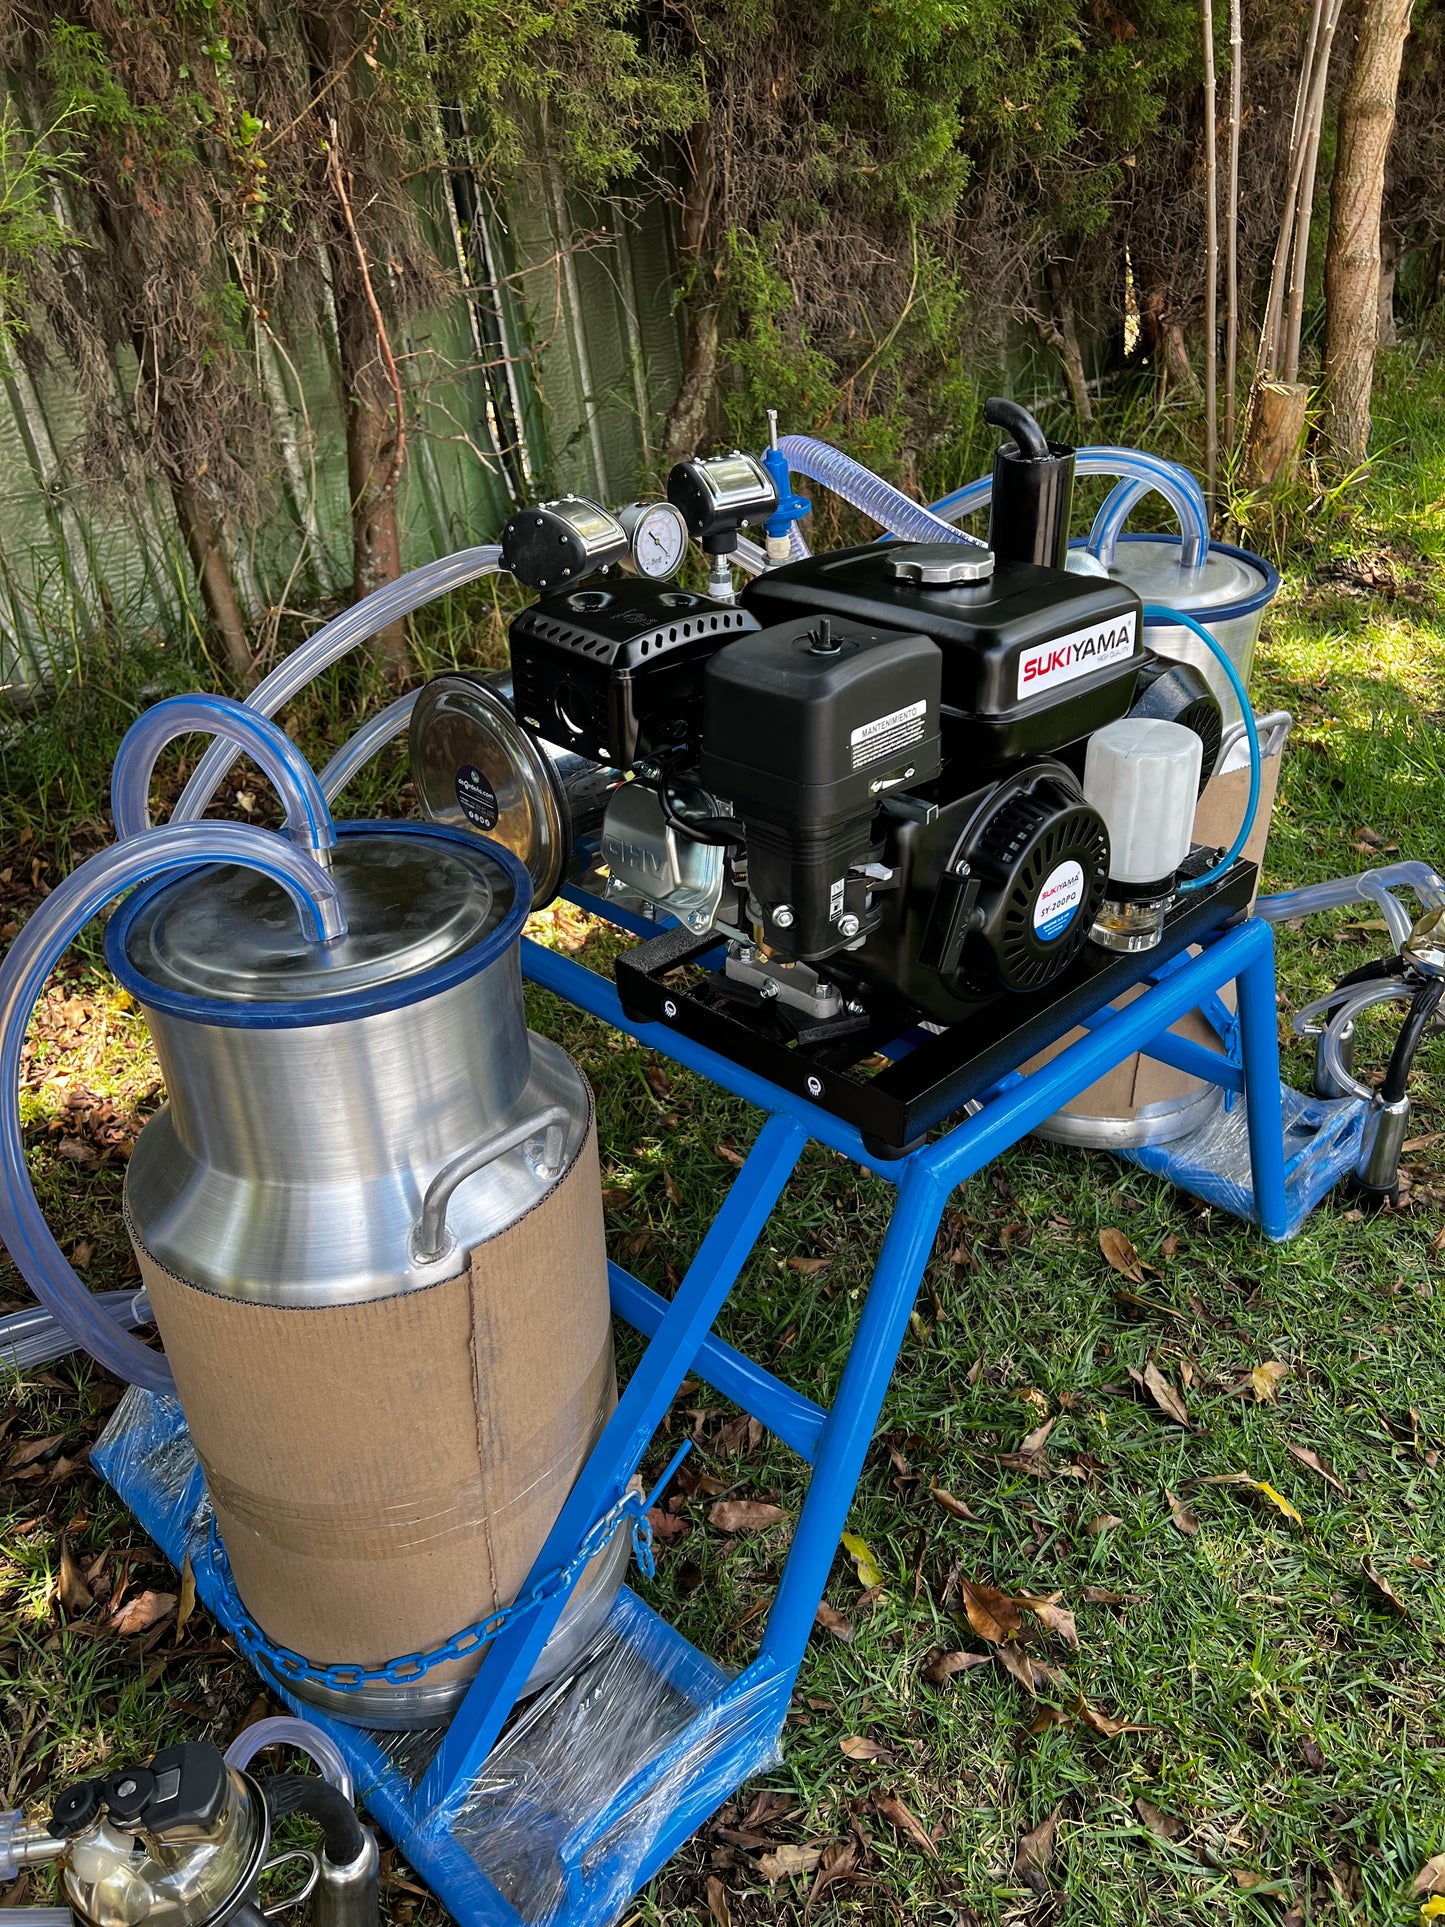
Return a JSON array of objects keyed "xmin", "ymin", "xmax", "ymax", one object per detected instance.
[{"xmin": 618, "ymin": 501, "xmax": 690, "ymax": 580}]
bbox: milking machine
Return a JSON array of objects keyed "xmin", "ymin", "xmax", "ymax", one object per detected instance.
[{"xmin": 3, "ymin": 396, "xmax": 1441, "ymax": 1927}]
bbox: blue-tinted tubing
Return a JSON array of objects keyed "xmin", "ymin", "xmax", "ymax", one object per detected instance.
[
  {"xmin": 0, "ymin": 824, "xmax": 344, "ymax": 1391},
  {"xmin": 928, "ymin": 449, "xmax": 1210, "ymax": 570},
  {"xmin": 318, "ymin": 689, "xmax": 420, "ymax": 804},
  {"xmin": 777, "ymin": 435, "xmax": 988, "ymax": 548},
  {"xmin": 1143, "ymin": 603, "xmax": 1259, "ymax": 894},
  {"xmin": 1256, "ymin": 860, "xmax": 1445, "ymax": 927},
  {"xmin": 172, "ymin": 545, "xmax": 504, "ymax": 822},
  {"xmin": 112, "ymin": 694, "xmax": 337, "ymax": 866}
]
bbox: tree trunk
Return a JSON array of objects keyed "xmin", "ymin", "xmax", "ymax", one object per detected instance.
[
  {"xmin": 1246, "ymin": 379, "xmax": 1310, "ymax": 485},
  {"xmin": 1321, "ymin": 0, "xmax": 1413, "ymax": 465},
  {"xmin": 662, "ymin": 118, "xmax": 721, "ymax": 465},
  {"xmin": 1042, "ymin": 260, "xmax": 1093, "ymax": 426},
  {"xmin": 173, "ymin": 479, "xmax": 253, "ymax": 684},
  {"xmin": 301, "ymin": 2, "xmax": 410, "ymax": 677}
]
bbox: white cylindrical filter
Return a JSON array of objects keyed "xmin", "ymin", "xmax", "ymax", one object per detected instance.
[{"xmin": 1085, "ymin": 717, "xmax": 1202, "ymax": 884}]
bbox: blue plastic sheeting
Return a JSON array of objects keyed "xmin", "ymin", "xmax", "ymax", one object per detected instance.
[{"xmin": 1120, "ymin": 1084, "xmax": 1366, "ymax": 1236}]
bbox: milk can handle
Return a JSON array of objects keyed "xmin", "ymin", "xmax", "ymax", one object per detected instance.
[{"xmin": 411, "ymin": 1105, "xmax": 571, "ymax": 1265}]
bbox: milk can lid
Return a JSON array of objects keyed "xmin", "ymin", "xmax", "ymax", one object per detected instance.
[{"xmin": 106, "ymin": 822, "xmax": 529, "ymax": 1026}]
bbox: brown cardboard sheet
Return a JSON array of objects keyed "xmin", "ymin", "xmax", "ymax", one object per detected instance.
[{"xmin": 133, "ymin": 1114, "xmax": 613, "ymax": 1673}]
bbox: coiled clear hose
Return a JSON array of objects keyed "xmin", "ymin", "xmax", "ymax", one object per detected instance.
[
  {"xmin": 112, "ymin": 694, "xmax": 339, "ymax": 879},
  {"xmin": 172, "ymin": 545, "xmax": 504, "ymax": 822},
  {"xmin": 318, "ymin": 689, "xmax": 421, "ymax": 803},
  {"xmin": 1255, "ymin": 860, "xmax": 1445, "ymax": 932},
  {"xmin": 225, "ymin": 1717, "xmax": 354, "ymax": 1801},
  {"xmin": 926, "ymin": 448, "xmax": 1210, "ymax": 570},
  {"xmin": 0, "ymin": 825, "xmax": 344, "ymax": 1391},
  {"xmin": 777, "ymin": 436, "xmax": 988, "ymax": 548}
]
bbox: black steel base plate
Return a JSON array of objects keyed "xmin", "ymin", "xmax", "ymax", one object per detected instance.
[{"xmin": 613, "ymin": 859, "xmax": 1257, "ymax": 1155}]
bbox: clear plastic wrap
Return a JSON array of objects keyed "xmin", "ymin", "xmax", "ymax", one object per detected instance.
[
  {"xmin": 1120, "ymin": 1083, "xmax": 1365, "ymax": 1235},
  {"xmin": 93, "ymin": 1385, "xmax": 214, "ymax": 1560},
  {"xmin": 434, "ymin": 1590, "xmax": 784, "ymax": 1927}
]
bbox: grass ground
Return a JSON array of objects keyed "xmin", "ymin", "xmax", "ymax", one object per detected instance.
[{"xmin": 2, "ymin": 346, "xmax": 1444, "ymax": 1926}]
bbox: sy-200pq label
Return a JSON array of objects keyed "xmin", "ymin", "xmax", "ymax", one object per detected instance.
[{"xmin": 1016, "ymin": 610, "xmax": 1137, "ymax": 699}]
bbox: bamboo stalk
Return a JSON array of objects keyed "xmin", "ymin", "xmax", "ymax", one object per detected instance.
[
  {"xmin": 1257, "ymin": 0, "xmax": 1342, "ymax": 379},
  {"xmin": 1202, "ymin": 0, "xmax": 1219, "ymax": 509},
  {"xmin": 1224, "ymin": 0, "xmax": 1242, "ymax": 454},
  {"xmin": 1282, "ymin": 56, "xmax": 1331, "ymax": 381}
]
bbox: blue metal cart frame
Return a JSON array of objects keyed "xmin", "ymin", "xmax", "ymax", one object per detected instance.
[{"xmin": 98, "ymin": 905, "xmax": 1298, "ymax": 1927}]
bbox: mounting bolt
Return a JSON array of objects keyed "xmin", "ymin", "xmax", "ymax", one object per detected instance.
[
  {"xmin": 687, "ymin": 910, "xmax": 709, "ymax": 931},
  {"xmin": 846, "ymin": 999, "xmax": 865, "ymax": 1015},
  {"xmin": 773, "ymin": 905, "xmax": 795, "ymax": 929},
  {"xmin": 806, "ymin": 1074, "xmax": 824, "ymax": 1097},
  {"xmin": 837, "ymin": 913, "xmax": 860, "ymax": 939},
  {"xmin": 758, "ymin": 979, "xmax": 780, "ymax": 1001}
]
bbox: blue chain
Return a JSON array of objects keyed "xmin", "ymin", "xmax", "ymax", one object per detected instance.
[{"xmin": 203, "ymin": 1492, "xmax": 655, "ymax": 1692}]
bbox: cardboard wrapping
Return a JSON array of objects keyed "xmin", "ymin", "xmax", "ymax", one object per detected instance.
[
  {"xmin": 131, "ymin": 1114, "xmax": 614, "ymax": 1677},
  {"xmin": 1030, "ymin": 745, "xmax": 1285, "ymax": 1128}
]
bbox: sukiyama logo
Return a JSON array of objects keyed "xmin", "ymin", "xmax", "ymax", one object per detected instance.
[{"xmin": 1017, "ymin": 611, "xmax": 1138, "ymax": 697}]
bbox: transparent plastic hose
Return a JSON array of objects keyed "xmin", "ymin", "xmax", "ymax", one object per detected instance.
[
  {"xmin": 1, "ymin": 1289, "xmax": 150, "ymax": 1374},
  {"xmin": 112, "ymin": 694, "xmax": 338, "ymax": 868},
  {"xmin": 225, "ymin": 1717, "xmax": 354, "ymax": 1802},
  {"xmin": 1141, "ymin": 604, "xmax": 1258, "ymax": 893},
  {"xmin": 777, "ymin": 436, "xmax": 987, "ymax": 548},
  {"xmin": 0, "ymin": 824, "xmax": 344, "ymax": 1392},
  {"xmin": 1255, "ymin": 860, "xmax": 1445, "ymax": 928},
  {"xmin": 927, "ymin": 449, "xmax": 1210, "ymax": 570},
  {"xmin": 173, "ymin": 545, "xmax": 504, "ymax": 822},
  {"xmin": 318, "ymin": 690, "xmax": 420, "ymax": 804}
]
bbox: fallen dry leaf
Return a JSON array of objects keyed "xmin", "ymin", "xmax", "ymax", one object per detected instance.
[
  {"xmin": 1086, "ymin": 1513, "xmax": 1124, "ymax": 1536},
  {"xmin": 875, "ymin": 1792, "xmax": 937, "ymax": 1859},
  {"xmin": 705, "ymin": 1873, "xmax": 731, "ymax": 1927},
  {"xmin": 1019, "ymin": 1592, "xmax": 1079, "ymax": 1650},
  {"xmin": 709, "ymin": 1500, "xmax": 788, "ymax": 1533},
  {"xmin": 1286, "ymin": 1443, "xmax": 1348, "ymax": 1495},
  {"xmin": 1141, "ymin": 1359, "xmax": 1189, "ymax": 1426},
  {"xmin": 1250, "ymin": 1361, "xmax": 1291, "ymax": 1404},
  {"xmin": 923, "ymin": 1648, "xmax": 994, "ymax": 1686},
  {"xmin": 1199, "ymin": 1472, "xmax": 1304, "ymax": 1525},
  {"xmin": 1084, "ymin": 1585, "xmax": 1145, "ymax": 1604},
  {"xmin": 1020, "ymin": 1416, "xmax": 1057, "ymax": 1454},
  {"xmin": 58, "ymin": 1536, "xmax": 93, "ymax": 1616},
  {"xmin": 715, "ymin": 1142, "xmax": 746, "ymax": 1168},
  {"xmin": 1413, "ymin": 1853, "xmax": 1445, "ymax": 1898},
  {"xmin": 110, "ymin": 1589, "xmax": 177, "ymax": 1637},
  {"xmin": 841, "ymin": 1530, "xmax": 885, "ymax": 1588},
  {"xmin": 1028, "ymin": 1705, "xmax": 1074, "ymax": 1734},
  {"xmin": 1015, "ymin": 1806, "xmax": 1060, "ymax": 1895},
  {"xmin": 1362, "ymin": 1561, "xmax": 1412, "ymax": 1617},
  {"xmin": 1099, "ymin": 1227, "xmax": 1146, "ymax": 1282},
  {"xmin": 786, "ymin": 1256, "xmax": 832, "ymax": 1275},
  {"xmin": 993, "ymin": 1643, "xmax": 1062, "ymax": 1696},
  {"xmin": 1075, "ymin": 1695, "xmax": 1153, "ymax": 1738},
  {"xmin": 1135, "ymin": 1798, "xmax": 1182, "ymax": 1842},
  {"xmin": 7, "ymin": 1434, "xmax": 62, "ymax": 1470},
  {"xmin": 1300, "ymin": 1735, "xmax": 1325, "ymax": 1771},
  {"xmin": 931, "ymin": 1484, "xmax": 980, "ymax": 1522},
  {"xmin": 805, "ymin": 1837, "xmax": 860, "ymax": 1915},
  {"xmin": 814, "ymin": 1602, "xmax": 854, "ymax": 1644},
  {"xmin": 961, "ymin": 1579, "xmax": 1024, "ymax": 1644},
  {"xmin": 1167, "ymin": 1491, "xmax": 1200, "ymax": 1536},
  {"xmin": 755, "ymin": 1845, "xmax": 821, "ymax": 1882},
  {"xmin": 175, "ymin": 1554, "xmax": 196, "ymax": 1644},
  {"xmin": 839, "ymin": 1734, "xmax": 893, "ymax": 1763}
]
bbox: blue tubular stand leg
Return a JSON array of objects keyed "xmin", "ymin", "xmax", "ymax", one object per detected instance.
[
  {"xmin": 1234, "ymin": 916, "xmax": 1290, "ymax": 1240},
  {"xmin": 418, "ymin": 1110, "xmax": 808, "ymax": 1818}
]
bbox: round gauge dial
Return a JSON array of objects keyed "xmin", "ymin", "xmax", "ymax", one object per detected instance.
[{"xmin": 624, "ymin": 502, "xmax": 689, "ymax": 580}]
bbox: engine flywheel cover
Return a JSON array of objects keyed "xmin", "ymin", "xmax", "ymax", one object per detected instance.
[{"xmin": 953, "ymin": 767, "xmax": 1110, "ymax": 994}]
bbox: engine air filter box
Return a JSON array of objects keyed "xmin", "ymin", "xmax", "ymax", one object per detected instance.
[
  {"xmin": 509, "ymin": 581, "xmax": 758, "ymax": 768},
  {"xmin": 741, "ymin": 544, "xmax": 1144, "ymax": 767}
]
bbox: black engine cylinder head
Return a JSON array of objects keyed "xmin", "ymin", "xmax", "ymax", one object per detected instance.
[{"xmin": 1126, "ymin": 655, "xmax": 1223, "ymax": 791}]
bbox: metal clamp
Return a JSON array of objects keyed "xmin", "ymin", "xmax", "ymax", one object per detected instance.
[{"xmin": 410, "ymin": 1105, "xmax": 571, "ymax": 1264}]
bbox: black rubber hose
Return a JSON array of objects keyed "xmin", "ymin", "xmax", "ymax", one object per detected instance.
[
  {"xmin": 1381, "ymin": 974, "xmax": 1444, "ymax": 1105},
  {"xmin": 659, "ymin": 779, "xmax": 747, "ymax": 848},
  {"xmin": 984, "ymin": 396, "xmax": 1051, "ymax": 461},
  {"xmin": 262, "ymin": 1776, "xmax": 366, "ymax": 1865}
]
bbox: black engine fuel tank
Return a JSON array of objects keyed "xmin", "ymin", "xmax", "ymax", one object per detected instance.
[{"xmin": 741, "ymin": 543, "xmax": 1144, "ymax": 770}]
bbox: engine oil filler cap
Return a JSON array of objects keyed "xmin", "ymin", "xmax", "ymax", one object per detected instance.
[{"xmin": 887, "ymin": 544, "xmax": 995, "ymax": 585}]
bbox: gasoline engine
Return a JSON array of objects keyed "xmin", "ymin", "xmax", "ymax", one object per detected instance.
[{"xmin": 412, "ymin": 400, "xmax": 1225, "ymax": 1041}]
